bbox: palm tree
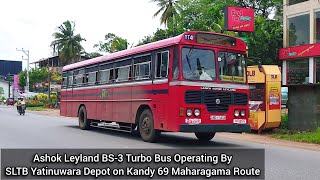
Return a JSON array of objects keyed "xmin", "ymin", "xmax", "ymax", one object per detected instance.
[
  {"xmin": 51, "ymin": 20, "xmax": 86, "ymax": 66},
  {"xmin": 151, "ymin": 0, "xmax": 181, "ymax": 27}
]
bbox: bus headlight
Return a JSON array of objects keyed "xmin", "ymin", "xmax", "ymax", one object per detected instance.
[
  {"xmin": 194, "ymin": 109, "xmax": 200, "ymax": 117},
  {"xmin": 186, "ymin": 109, "xmax": 192, "ymax": 117},
  {"xmin": 240, "ymin": 110, "xmax": 245, "ymax": 117},
  {"xmin": 234, "ymin": 110, "xmax": 239, "ymax": 117}
]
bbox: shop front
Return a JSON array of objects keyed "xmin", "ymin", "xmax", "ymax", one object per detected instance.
[{"xmin": 279, "ymin": 44, "xmax": 320, "ymax": 131}]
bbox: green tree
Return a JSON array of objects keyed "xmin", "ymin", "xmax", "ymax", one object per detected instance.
[
  {"xmin": 51, "ymin": 20, "xmax": 86, "ymax": 66},
  {"xmin": 18, "ymin": 68, "xmax": 49, "ymax": 92},
  {"xmin": 141, "ymin": 0, "xmax": 283, "ymax": 66},
  {"xmin": 85, "ymin": 52, "xmax": 103, "ymax": 58},
  {"xmin": 235, "ymin": 0, "xmax": 283, "ymax": 18},
  {"xmin": 151, "ymin": 0, "xmax": 181, "ymax": 27},
  {"xmin": 246, "ymin": 16, "xmax": 283, "ymax": 65},
  {"xmin": 50, "ymin": 73, "xmax": 62, "ymax": 83},
  {"xmin": 18, "ymin": 70, "xmax": 27, "ymax": 90},
  {"xmin": 94, "ymin": 33, "xmax": 129, "ymax": 53},
  {"xmin": 136, "ymin": 35, "xmax": 153, "ymax": 46}
]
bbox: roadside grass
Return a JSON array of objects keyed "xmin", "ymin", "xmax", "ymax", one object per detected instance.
[
  {"xmin": 27, "ymin": 106, "xmax": 50, "ymax": 111},
  {"xmin": 271, "ymin": 111, "xmax": 320, "ymax": 144},
  {"xmin": 272, "ymin": 128, "xmax": 320, "ymax": 144}
]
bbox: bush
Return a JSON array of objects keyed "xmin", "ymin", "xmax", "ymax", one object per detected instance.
[
  {"xmin": 280, "ymin": 114, "xmax": 288, "ymax": 130},
  {"xmin": 26, "ymin": 103, "xmax": 44, "ymax": 107}
]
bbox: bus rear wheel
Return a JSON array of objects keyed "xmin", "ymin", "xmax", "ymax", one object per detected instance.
[
  {"xmin": 195, "ymin": 132, "xmax": 215, "ymax": 142},
  {"xmin": 138, "ymin": 109, "xmax": 160, "ymax": 142},
  {"xmin": 78, "ymin": 106, "xmax": 91, "ymax": 130}
]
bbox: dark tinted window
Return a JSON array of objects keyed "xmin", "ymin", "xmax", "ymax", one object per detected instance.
[{"xmin": 196, "ymin": 33, "xmax": 236, "ymax": 47}]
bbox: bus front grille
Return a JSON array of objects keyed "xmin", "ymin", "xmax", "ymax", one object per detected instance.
[
  {"xmin": 234, "ymin": 93, "xmax": 248, "ymax": 105},
  {"xmin": 185, "ymin": 90, "xmax": 248, "ymax": 113}
]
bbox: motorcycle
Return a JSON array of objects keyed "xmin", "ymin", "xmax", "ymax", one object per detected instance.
[{"xmin": 17, "ymin": 104, "xmax": 26, "ymax": 115}]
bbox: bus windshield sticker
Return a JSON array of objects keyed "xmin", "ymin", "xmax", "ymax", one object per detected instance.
[{"xmin": 221, "ymin": 75, "xmax": 245, "ymax": 83}]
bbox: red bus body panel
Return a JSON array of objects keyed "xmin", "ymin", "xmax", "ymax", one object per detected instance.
[{"xmin": 60, "ymin": 31, "xmax": 250, "ymax": 133}]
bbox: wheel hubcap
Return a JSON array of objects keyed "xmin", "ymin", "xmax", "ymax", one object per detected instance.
[{"xmin": 142, "ymin": 117, "xmax": 151, "ymax": 135}]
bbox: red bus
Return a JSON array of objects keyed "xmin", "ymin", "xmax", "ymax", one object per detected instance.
[{"xmin": 60, "ymin": 31, "xmax": 251, "ymax": 143}]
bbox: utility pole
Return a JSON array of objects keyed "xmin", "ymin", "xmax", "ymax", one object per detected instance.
[
  {"xmin": 7, "ymin": 74, "xmax": 10, "ymax": 99},
  {"xmin": 7, "ymin": 74, "xmax": 13, "ymax": 99},
  {"xmin": 47, "ymin": 58, "xmax": 51, "ymax": 102},
  {"xmin": 16, "ymin": 48, "xmax": 29, "ymax": 99}
]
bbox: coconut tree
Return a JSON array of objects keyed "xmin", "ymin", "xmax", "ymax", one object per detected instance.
[
  {"xmin": 151, "ymin": 0, "xmax": 181, "ymax": 27},
  {"xmin": 51, "ymin": 20, "xmax": 86, "ymax": 66}
]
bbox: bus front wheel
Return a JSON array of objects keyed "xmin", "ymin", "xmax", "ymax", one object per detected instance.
[
  {"xmin": 78, "ymin": 106, "xmax": 91, "ymax": 130},
  {"xmin": 138, "ymin": 109, "xmax": 160, "ymax": 142},
  {"xmin": 195, "ymin": 132, "xmax": 215, "ymax": 142}
]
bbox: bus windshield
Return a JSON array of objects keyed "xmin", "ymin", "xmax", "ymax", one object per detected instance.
[
  {"xmin": 182, "ymin": 47, "xmax": 216, "ymax": 81},
  {"xmin": 218, "ymin": 51, "xmax": 246, "ymax": 83}
]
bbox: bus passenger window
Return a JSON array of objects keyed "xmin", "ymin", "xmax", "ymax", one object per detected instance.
[
  {"xmin": 156, "ymin": 51, "xmax": 169, "ymax": 78},
  {"xmin": 63, "ymin": 77, "xmax": 67, "ymax": 87},
  {"xmin": 88, "ymin": 72, "xmax": 97, "ymax": 85},
  {"xmin": 115, "ymin": 66, "xmax": 130, "ymax": 82},
  {"xmin": 68, "ymin": 76, "xmax": 73, "ymax": 87},
  {"xmin": 100, "ymin": 70, "xmax": 110, "ymax": 83},
  {"xmin": 135, "ymin": 62, "xmax": 150, "ymax": 80}
]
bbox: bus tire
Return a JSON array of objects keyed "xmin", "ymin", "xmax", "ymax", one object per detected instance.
[
  {"xmin": 138, "ymin": 109, "xmax": 160, "ymax": 142},
  {"xmin": 195, "ymin": 132, "xmax": 215, "ymax": 142},
  {"xmin": 78, "ymin": 106, "xmax": 91, "ymax": 130}
]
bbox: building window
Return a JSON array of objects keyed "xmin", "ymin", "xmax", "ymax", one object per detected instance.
[
  {"xmin": 288, "ymin": 0, "xmax": 308, "ymax": 6},
  {"xmin": 315, "ymin": 58, "xmax": 320, "ymax": 83},
  {"xmin": 288, "ymin": 14, "xmax": 310, "ymax": 46},
  {"xmin": 315, "ymin": 11, "xmax": 320, "ymax": 43},
  {"xmin": 287, "ymin": 59, "xmax": 309, "ymax": 84}
]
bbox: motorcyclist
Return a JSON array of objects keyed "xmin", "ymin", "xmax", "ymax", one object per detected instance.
[{"xmin": 15, "ymin": 97, "xmax": 25, "ymax": 111}]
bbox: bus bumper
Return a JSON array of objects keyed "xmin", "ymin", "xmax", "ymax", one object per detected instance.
[{"xmin": 180, "ymin": 124, "xmax": 251, "ymax": 133}]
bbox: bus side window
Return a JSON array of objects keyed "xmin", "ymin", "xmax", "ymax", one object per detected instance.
[
  {"xmin": 68, "ymin": 75, "xmax": 73, "ymax": 88},
  {"xmin": 134, "ymin": 54, "xmax": 151, "ymax": 80},
  {"xmin": 172, "ymin": 47, "xmax": 179, "ymax": 80},
  {"xmin": 156, "ymin": 51, "xmax": 169, "ymax": 78},
  {"xmin": 114, "ymin": 58, "xmax": 131, "ymax": 82}
]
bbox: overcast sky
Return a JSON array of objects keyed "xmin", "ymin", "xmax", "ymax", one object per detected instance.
[{"xmin": 0, "ymin": 0, "xmax": 163, "ymax": 69}]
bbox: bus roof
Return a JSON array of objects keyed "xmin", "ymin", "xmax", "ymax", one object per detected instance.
[{"xmin": 62, "ymin": 31, "xmax": 242, "ymax": 72}]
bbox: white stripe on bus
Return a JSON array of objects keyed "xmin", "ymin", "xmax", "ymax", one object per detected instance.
[
  {"xmin": 61, "ymin": 79, "xmax": 168, "ymax": 92},
  {"xmin": 169, "ymin": 81, "xmax": 249, "ymax": 89}
]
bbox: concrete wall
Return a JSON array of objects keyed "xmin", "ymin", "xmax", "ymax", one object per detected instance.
[
  {"xmin": 0, "ymin": 80, "xmax": 11, "ymax": 99},
  {"xmin": 288, "ymin": 84, "xmax": 320, "ymax": 131}
]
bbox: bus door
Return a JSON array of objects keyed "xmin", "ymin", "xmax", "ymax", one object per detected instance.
[
  {"xmin": 66, "ymin": 71, "xmax": 74, "ymax": 117},
  {"xmin": 152, "ymin": 50, "xmax": 170, "ymax": 130}
]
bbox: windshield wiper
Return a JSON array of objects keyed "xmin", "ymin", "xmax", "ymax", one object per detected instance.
[{"xmin": 185, "ymin": 46, "xmax": 195, "ymax": 70}]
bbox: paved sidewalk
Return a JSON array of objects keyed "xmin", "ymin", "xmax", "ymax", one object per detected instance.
[{"xmin": 27, "ymin": 109, "xmax": 61, "ymax": 117}]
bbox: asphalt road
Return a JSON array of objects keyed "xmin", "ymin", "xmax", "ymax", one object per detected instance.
[{"xmin": 0, "ymin": 105, "xmax": 320, "ymax": 180}]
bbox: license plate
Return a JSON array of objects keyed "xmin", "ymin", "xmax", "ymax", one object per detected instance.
[
  {"xmin": 233, "ymin": 119, "xmax": 246, "ymax": 124},
  {"xmin": 185, "ymin": 118, "xmax": 201, "ymax": 125},
  {"xmin": 210, "ymin": 115, "xmax": 226, "ymax": 120}
]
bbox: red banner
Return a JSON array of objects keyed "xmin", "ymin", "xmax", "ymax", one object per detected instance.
[
  {"xmin": 279, "ymin": 43, "xmax": 320, "ymax": 60},
  {"xmin": 224, "ymin": 6, "xmax": 255, "ymax": 32}
]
